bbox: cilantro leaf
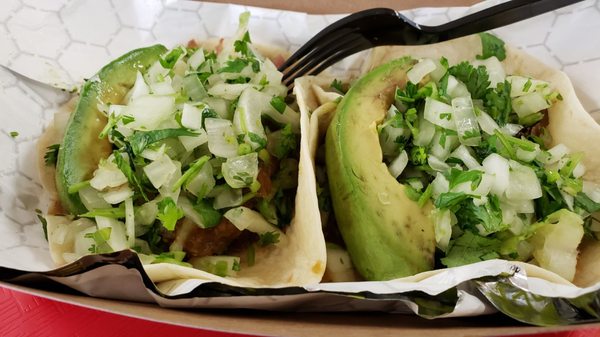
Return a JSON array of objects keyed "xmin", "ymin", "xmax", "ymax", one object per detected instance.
[
  {"xmin": 234, "ymin": 31, "xmax": 252, "ymax": 57},
  {"xmin": 455, "ymin": 195, "xmax": 506, "ymax": 234},
  {"xmin": 159, "ymin": 47, "xmax": 185, "ymax": 69},
  {"xmin": 441, "ymin": 230, "xmax": 501, "ymax": 267},
  {"xmin": 272, "ymin": 124, "xmax": 297, "ymax": 159},
  {"xmin": 113, "ymin": 150, "xmax": 148, "ymax": 201},
  {"xmin": 44, "ymin": 144, "xmax": 60, "ymax": 166},
  {"xmin": 258, "ymin": 231, "xmax": 280, "ymax": 246},
  {"xmin": 217, "ymin": 58, "xmax": 249, "ymax": 73},
  {"xmin": 128, "ymin": 128, "xmax": 196, "ymax": 155},
  {"xmin": 445, "ymin": 168, "xmax": 483, "ymax": 190},
  {"xmin": 484, "ymin": 80, "xmax": 512, "ymax": 126},
  {"xmin": 477, "ymin": 32, "xmax": 506, "ymax": 61},
  {"xmin": 157, "ymin": 197, "xmax": 184, "ymax": 231},
  {"xmin": 84, "ymin": 227, "xmax": 113, "ymax": 254},
  {"xmin": 248, "ymin": 132, "xmax": 267, "ymax": 150},
  {"xmin": 193, "ymin": 199, "xmax": 222, "ymax": 228},
  {"xmin": 330, "ymin": 79, "xmax": 346, "ymax": 94},
  {"xmin": 434, "ymin": 192, "xmax": 473, "ymax": 209},
  {"xmin": 269, "ymin": 96, "xmax": 287, "ymax": 114},
  {"xmin": 449, "ymin": 62, "xmax": 490, "ymax": 99}
]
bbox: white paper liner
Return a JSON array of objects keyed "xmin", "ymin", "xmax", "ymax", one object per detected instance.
[{"xmin": 1, "ymin": 0, "xmax": 600, "ymax": 318}]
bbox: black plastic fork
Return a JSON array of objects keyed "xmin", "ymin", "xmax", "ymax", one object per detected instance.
[{"xmin": 279, "ymin": 0, "xmax": 584, "ymax": 88}]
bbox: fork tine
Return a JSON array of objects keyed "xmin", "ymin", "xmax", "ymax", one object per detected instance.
[
  {"xmin": 282, "ymin": 33, "xmax": 367, "ymax": 87},
  {"xmin": 278, "ymin": 8, "xmax": 397, "ymax": 72},
  {"xmin": 281, "ymin": 28, "xmax": 355, "ymax": 84},
  {"xmin": 305, "ymin": 40, "xmax": 373, "ymax": 77}
]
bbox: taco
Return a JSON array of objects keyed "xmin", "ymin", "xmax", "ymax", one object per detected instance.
[
  {"xmin": 37, "ymin": 12, "xmax": 326, "ymax": 288},
  {"xmin": 296, "ymin": 33, "xmax": 600, "ymax": 284}
]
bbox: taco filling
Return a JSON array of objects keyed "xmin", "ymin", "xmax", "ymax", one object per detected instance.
[
  {"xmin": 321, "ymin": 33, "xmax": 600, "ymax": 282},
  {"xmin": 41, "ymin": 13, "xmax": 313, "ymax": 280}
]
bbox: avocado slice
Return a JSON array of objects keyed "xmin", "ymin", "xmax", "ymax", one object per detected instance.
[
  {"xmin": 325, "ymin": 57, "xmax": 436, "ymax": 281},
  {"xmin": 56, "ymin": 44, "xmax": 167, "ymax": 215}
]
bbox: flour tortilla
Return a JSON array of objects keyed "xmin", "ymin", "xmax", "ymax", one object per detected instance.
[
  {"xmin": 294, "ymin": 35, "xmax": 600, "ymax": 287},
  {"xmin": 38, "ymin": 42, "xmax": 326, "ymax": 289}
]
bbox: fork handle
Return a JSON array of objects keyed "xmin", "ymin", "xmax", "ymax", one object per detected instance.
[{"xmin": 427, "ymin": 0, "xmax": 585, "ymax": 39}]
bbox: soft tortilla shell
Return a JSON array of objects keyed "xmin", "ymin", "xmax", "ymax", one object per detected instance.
[{"xmin": 38, "ymin": 43, "xmax": 326, "ymax": 289}]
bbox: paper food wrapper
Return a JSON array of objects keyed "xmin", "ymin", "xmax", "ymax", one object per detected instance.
[{"xmin": 1, "ymin": 0, "xmax": 600, "ymax": 325}]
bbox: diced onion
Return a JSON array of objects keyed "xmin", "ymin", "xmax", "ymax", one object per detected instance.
[
  {"xmin": 208, "ymin": 83, "xmax": 252, "ymax": 100},
  {"xmin": 90, "ymin": 156, "xmax": 128, "ymax": 190},
  {"xmin": 424, "ymin": 97, "xmax": 456, "ymax": 130},
  {"xmin": 150, "ymin": 76, "xmax": 175, "ymax": 95},
  {"xmin": 102, "ymin": 184, "xmax": 134, "ymax": 204},
  {"xmin": 188, "ymin": 48, "xmax": 206, "ymax": 70},
  {"xmin": 181, "ymin": 103, "xmax": 204, "ymax": 130},
  {"xmin": 124, "ymin": 198, "xmax": 135, "ymax": 247},
  {"xmin": 482, "ymin": 153, "xmax": 510, "ymax": 196},
  {"xmin": 233, "ymin": 88, "xmax": 267, "ymax": 148},
  {"xmin": 446, "ymin": 75, "xmax": 470, "ymax": 99},
  {"xmin": 212, "ymin": 186, "xmax": 243, "ymax": 209},
  {"xmin": 431, "ymin": 172, "xmax": 450, "ymax": 199},
  {"xmin": 428, "ymin": 155, "xmax": 451, "ymax": 172},
  {"xmin": 205, "ymin": 118, "xmax": 239, "ymax": 158},
  {"xmin": 452, "ymin": 96, "xmax": 481, "ymax": 146},
  {"xmin": 476, "ymin": 109, "xmax": 500, "ymax": 135},
  {"xmin": 224, "ymin": 206, "xmax": 281, "ymax": 235},
  {"xmin": 413, "ymin": 115, "xmax": 436, "ymax": 146},
  {"xmin": 450, "ymin": 145, "xmax": 481, "ymax": 170},
  {"xmin": 388, "ymin": 150, "xmax": 408, "ymax": 179},
  {"xmin": 125, "ymin": 71, "xmax": 150, "ymax": 103},
  {"xmin": 222, "ymin": 152, "xmax": 259, "ymax": 189},
  {"xmin": 546, "ymin": 144, "xmax": 571, "ymax": 164},
  {"xmin": 179, "ymin": 130, "xmax": 208, "ymax": 152},
  {"xmin": 472, "ymin": 57, "xmax": 505, "ymax": 89},
  {"xmin": 512, "ymin": 92, "xmax": 550, "ymax": 118},
  {"xmin": 583, "ymin": 181, "xmax": 600, "ymax": 203},
  {"xmin": 407, "ymin": 58, "xmax": 437, "ymax": 84},
  {"xmin": 183, "ymin": 74, "xmax": 208, "ymax": 101},
  {"xmin": 324, "ymin": 244, "xmax": 357, "ymax": 282},
  {"xmin": 185, "ymin": 159, "xmax": 215, "ymax": 198},
  {"xmin": 79, "ymin": 185, "xmax": 110, "ymax": 210},
  {"xmin": 506, "ymin": 160, "xmax": 542, "ymax": 200},
  {"xmin": 500, "ymin": 123, "xmax": 523, "ymax": 136},
  {"xmin": 516, "ymin": 144, "xmax": 541, "ymax": 163},
  {"xmin": 506, "ymin": 75, "xmax": 550, "ymax": 98},
  {"xmin": 125, "ymin": 95, "xmax": 176, "ymax": 130},
  {"xmin": 143, "ymin": 153, "xmax": 178, "ymax": 189}
]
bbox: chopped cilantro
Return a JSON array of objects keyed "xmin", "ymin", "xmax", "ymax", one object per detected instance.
[
  {"xmin": 477, "ymin": 32, "xmax": 506, "ymax": 61},
  {"xmin": 330, "ymin": 79, "xmax": 346, "ymax": 94},
  {"xmin": 172, "ymin": 155, "xmax": 211, "ymax": 192},
  {"xmin": 449, "ymin": 62, "xmax": 490, "ymax": 99},
  {"xmin": 445, "ymin": 168, "xmax": 483, "ymax": 190},
  {"xmin": 484, "ymin": 80, "xmax": 512, "ymax": 126},
  {"xmin": 157, "ymin": 197, "xmax": 184, "ymax": 231},
  {"xmin": 79, "ymin": 205, "xmax": 126, "ymax": 219},
  {"xmin": 270, "ymin": 96, "xmax": 287, "ymax": 114},
  {"xmin": 409, "ymin": 146, "xmax": 427, "ymax": 166},
  {"xmin": 258, "ymin": 231, "xmax": 280, "ymax": 246},
  {"xmin": 159, "ymin": 47, "xmax": 185, "ymax": 69},
  {"xmin": 218, "ymin": 58, "xmax": 249, "ymax": 73},
  {"xmin": 128, "ymin": 128, "xmax": 196, "ymax": 155},
  {"xmin": 441, "ymin": 230, "xmax": 501, "ymax": 267},
  {"xmin": 272, "ymin": 124, "xmax": 297, "ymax": 159},
  {"xmin": 248, "ymin": 132, "xmax": 267, "ymax": 150},
  {"xmin": 9, "ymin": 131, "xmax": 18, "ymax": 138},
  {"xmin": 434, "ymin": 192, "xmax": 473, "ymax": 209},
  {"xmin": 84, "ymin": 227, "xmax": 113, "ymax": 254},
  {"xmin": 193, "ymin": 199, "xmax": 222, "ymax": 228},
  {"xmin": 575, "ymin": 193, "xmax": 600, "ymax": 214},
  {"xmin": 113, "ymin": 150, "xmax": 148, "ymax": 201}
]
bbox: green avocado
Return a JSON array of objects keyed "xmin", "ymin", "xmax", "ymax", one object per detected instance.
[
  {"xmin": 56, "ymin": 44, "xmax": 167, "ymax": 215},
  {"xmin": 325, "ymin": 57, "xmax": 436, "ymax": 281}
]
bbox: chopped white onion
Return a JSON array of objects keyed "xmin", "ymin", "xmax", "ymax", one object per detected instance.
[
  {"xmin": 224, "ymin": 206, "xmax": 281, "ymax": 235},
  {"xmin": 432, "ymin": 208, "xmax": 454, "ymax": 252},
  {"xmin": 179, "ymin": 130, "xmax": 208, "ymax": 152},
  {"xmin": 413, "ymin": 115, "xmax": 436, "ymax": 146},
  {"xmin": 188, "ymin": 48, "xmax": 206, "ymax": 70},
  {"xmin": 407, "ymin": 58, "xmax": 437, "ymax": 84},
  {"xmin": 482, "ymin": 153, "xmax": 510, "ymax": 196},
  {"xmin": 185, "ymin": 159, "xmax": 215, "ymax": 198},
  {"xmin": 500, "ymin": 123, "xmax": 524, "ymax": 136},
  {"xmin": 506, "ymin": 160, "xmax": 542, "ymax": 200},
  {"xmin": 546, "ymin": 144, "xmax": 571, "ymax": 164},
  {"xmin": 388, "ymin": 150, "xmax": 408, "ymax": 179},
  {"xmin": 476, "ymin": 109, "xmax": 500, "ymax": 135},
  {"xmin": 125, "ymin": 71, "xmax": 150, "ymax": 103},
  {"xmin": 90, "ymin": 156, "xmax": 128, "ymax": 191},
  {"xmin": 125, "ymin": 95, "xmax": 176, "ymax": 130},
  {"xmin": 512, "ymin": 92, "xmax": 550, "ymax": 118},
  {"xmin": 124, "ymin": 198, "xmax": 135, "ymax": 247},
  {"xmin": 150, "ymin": 76, "xmax": 176, "ymax": 95},
  {"xmin": 431, "ymin": 172, "xmax": 450, "ymax": 199},
  {"xmin": 222, "ymin": 152, "xmax": 259, "ymax": 189},
  {"xmin": 428, "ymin": 155, "xmax": 451, "ymax": 172},
  {"xmin": 208, "ymin": 83, "xmax": 252, "ymax": 100},
  {"xmin": 205, "ymin": 118, "xmax": 239, "ymax": 158},
  {"xmin": 102, "ymin": 184, "xmax": 134, "ymax": 205},
  {"xmin": 446, "ymin": 75, "xmax": 470, "ymax": 99},
  {"xmin": 472, "ymin": 57, "xmax": 505, "ymax": 88},
  {"xmin": 424, "ymin": 97, "xmax": 456, "ymax": 130},
  {"xmin": 181, "ymin": 103, "xmax": 204, "ymax": 130},
  {"xmin": 79, "ymin": 185, "xmax": 111, "ymax": 210},
  {"xmin": 143, "ymin": 153, "xmax": 178, "ymax": 189},
  {"xmin": 452, "ymin": 96, "xmax": 481, "ymax": 146},
  {"xmin": 506, "ymin": 75, "xmax": 550, "ymax": 98},
  {"xmin": 212, "ymin": 186, "xmax": 243, "ymax": 209},
  {"xmin": 450, "ymin": 145, "xmax": 481, "ymax": 170},
  {"xmin": 516, "ymin": 144, "xmax": 541, "ymax": 163}
]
